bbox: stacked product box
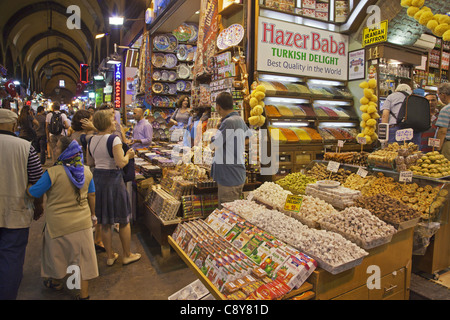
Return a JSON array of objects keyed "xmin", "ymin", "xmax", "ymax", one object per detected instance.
[
  {"xmin": 173, "ymin": 211, "xmax": 317, "ymax": 299},
  {"xmin": 205, "ymin": 209, "xmax": 316, "ymax": 290}
]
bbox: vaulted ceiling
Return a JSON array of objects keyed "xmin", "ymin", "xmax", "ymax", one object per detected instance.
[{"xmin": 0, "ymin": 0, "xmax": 147, "ymax": 101}]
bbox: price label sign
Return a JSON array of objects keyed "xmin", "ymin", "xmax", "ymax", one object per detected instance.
[
  {"xmin": 337, "ymin": 140, "xmax": 345, "ymax": 148},
  {"xmin": 378, "ymin": 123, "xmax": 389, "ymax": 142},
  {"xmin": 284, "ymin": 195, "xmax": 303, "ymax": 213},
  {"xmin": 428, "ymin": 138, "xmax": 441, "ymax": 148},
  {"xmin": 395, "ymin": 128, "xmax": 414, "ymax": 142},
  {"xmin": 399, "ymin": 171, "xmax": 413, "ymax": 183},
  {"xmin": 327, "ymin": 161, "xmax": 340, "ymax": 173},
  {"xmin": 357, "ymin": 136, "xmax": 367, "ymax": 145},
  {"xmin": 357, "ymin": 167, "xmax": 368, "ymax": 178}
]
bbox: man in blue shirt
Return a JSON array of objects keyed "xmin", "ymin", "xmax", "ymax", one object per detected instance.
[
  {"xmin": 131, "ymin": 107, "xmax": 153, "ymax": 150},
  {"xmin": 211, "ymin": 92, "xmax": 249, "ymax": 208}
]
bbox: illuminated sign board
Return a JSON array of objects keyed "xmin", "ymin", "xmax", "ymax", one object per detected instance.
[{"xmin": 115, "ymin": 63, "xmax": 121, "ymax": 109}]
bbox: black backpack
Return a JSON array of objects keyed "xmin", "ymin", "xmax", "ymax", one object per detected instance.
[
  {"xmin": 391, "ymin": 92, "xmax": 431, "ymax": 133},
  {"xmin": 106, "ymin": 134, "xmax": 135, "ymax": 183},
  {"xmin": 48, "ymin": 112, "xmax": 64, "ymax": 135}
]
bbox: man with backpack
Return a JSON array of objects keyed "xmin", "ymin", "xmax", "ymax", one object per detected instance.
[
  {"xmin": 46, "ymin": 102, "xmax": 70, "ymax": 163},
  {"xmin": 435, "ymin": 83, "xmax": 450, "ymax": 160},
  {"xmin": 380, "ymin": 83, "xmax": 430, "ymax": 149}
]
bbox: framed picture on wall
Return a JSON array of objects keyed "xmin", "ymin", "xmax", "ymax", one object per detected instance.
[{"xmin": 348, "ymin": 49, "xmax": 366, "ymax": 81}]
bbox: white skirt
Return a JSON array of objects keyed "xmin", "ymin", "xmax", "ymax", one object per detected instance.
[{"xmin": 41, "ymin": 226, "xmax": 99, "ymax": 281}]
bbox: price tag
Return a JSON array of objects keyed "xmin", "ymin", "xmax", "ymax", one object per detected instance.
[
  {"xmin": 337, "ymin": 140, "xmax": 345, "ymax": 148},
  {"xmin": 284, "ymin": 195, "xmax": 303, "ymax": 213},
  {"xmin": 395, "ymin": 128, "xmax": 414, "ymax": 142},
  {"xmin": 357, "ymin": 137, "xmax": 367, "ymax": 145},
  {"xmin": 357, "ymin": 167, "xmax": 368, "ymax": 178},
  {"xmin": 378, "ymin": 123, "xmax": 389, "ymax": 142},
  {"xmin": 327, "ymin": 161, "xmax": 340, "ymax": 173},
  {"xmin": 428, "ymin": 138, "xmax": 441, "ymax": 148},
  {"xmin": 399, "ymin": 171, "xmax": 413, "ymax": 183}
]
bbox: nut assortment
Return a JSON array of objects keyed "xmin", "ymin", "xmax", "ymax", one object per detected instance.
[
  {"xmin": 359, "ymin": 172, "xmax": 447, "ymax": 219},
  {"xmin": 367, "ymin": 142, "xmax": 419, "ymax": 171},
  {"xmin": 320, "ymin": 207, "xmax": 397, "ymax": 249},
  {"xmin": 324, "ymin": 152, "xmax": 368, "ymax": 167},
  {"xmin": 275, "ymin": 172, "xmax": 317, "ymax": 195},
  {"xmin": 410, "ymin": 151, "xmax": 450, "ymax": 178},
  {"xmin": 306, "ymin": 163, "xmax": 352, "ymax": 184},
  {"xmin": 343, "ymin": 173, "xmax": 375, "ymax": 191},
  {"xmin": 354, "ymin": 194, "xmax": 421, "ymax": 225}
]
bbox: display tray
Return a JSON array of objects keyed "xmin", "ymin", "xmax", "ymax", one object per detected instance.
[
  {"xmin": 243, "ymin": 197, "xmax": 368, "ymax": 275},
  {"xmin": 390, "ymin": 217, "xmax": 421, "ymax": 231},
  {"xmin": 319, "ymin": 221, "xmax": 395, "ymax": 250},
  {"xmin": 307, "ymin": 252, "xmax": 367, "ymax": 275}
]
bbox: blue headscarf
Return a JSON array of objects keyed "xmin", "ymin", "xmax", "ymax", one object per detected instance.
[{"xmin": 56, "ymin": 140, "xmax": 85, "ymax": 189}]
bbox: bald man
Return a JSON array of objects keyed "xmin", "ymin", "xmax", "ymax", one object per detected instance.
[{"xmin": 131, "ymin": 107, "xmax": 153, "ymax": 150}]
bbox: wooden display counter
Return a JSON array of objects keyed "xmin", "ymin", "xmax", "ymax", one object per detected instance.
[
  {"xmin": 143, "ymin": 204, "xmax": 180, "ymax": 258},
  {"xmin": 413, "ymin": 199, "xmax": 450, "ymax": 277},
  {"xmin": 310, "ymin": 228, "xmax": 414, "ymax": 300}
]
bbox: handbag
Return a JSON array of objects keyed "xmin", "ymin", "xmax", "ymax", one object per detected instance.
[{"xmin": 106, "ymin": 134, "xmax": 135, "ymax": 182}]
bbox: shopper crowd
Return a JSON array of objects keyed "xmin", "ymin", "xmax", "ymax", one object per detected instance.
[{"xmin": 0, "ymin": 102, "xmax": 141, "ymax": 300}]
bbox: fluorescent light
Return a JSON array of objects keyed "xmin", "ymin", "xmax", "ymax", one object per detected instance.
[
  {"xmin": 320, "ymin": 122, "xmax": 356, "ymax": 127},
  {"xmin": 109, "ymin": 17, "xmax": 124, "ymax": 25},
  {"xmin": 272, "ymin": 121, "xmax": 309, "ymax": 127},
  {"xmin": 314, "ymin": 100, "xmax": 351, "ymax": 106},
  {"xmin": 259, "ymin": 74, "xmax": 304, "ymax": 83},
  {"xmin": 265, "ymin": 97, "xmax": 309, "ymax": 104},
  {"xmin": 13, "ymin": 81, "xmax": 20, "ymax": 85},
  {"xmin": 308, "ymin": 79, "xmax": 344, "ymax": 86},
  {"xmin": 94, "ymin": 75, "xmax": 104, "ymax": 80}
]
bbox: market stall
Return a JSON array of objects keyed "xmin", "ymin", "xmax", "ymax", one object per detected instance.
[{"xmin": 167, "ymin": 153, "xmax": 449, "ymax": 300}]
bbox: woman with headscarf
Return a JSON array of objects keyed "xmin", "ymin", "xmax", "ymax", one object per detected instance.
[{"xmin": 27, "ymin": 137, "xmax": 98, "ymax": 300}]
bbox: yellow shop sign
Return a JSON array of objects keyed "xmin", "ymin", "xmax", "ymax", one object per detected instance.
[{"xmin": 362, "ymin": 20, "xmax": 388, "ymax": 47}]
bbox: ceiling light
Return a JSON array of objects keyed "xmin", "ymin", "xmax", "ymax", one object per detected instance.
[
  {"xmin": 95, "ymin": 33, "xmax": 109, "ymax": 39},
  {"xmin": 109, "ymin": 17, "xmax": 124, "ymax": 25},
  {"xmin": 94, "ymin": 74, "xmax": 104, "ymax": 80},
  {"xmin": 107, "ymin": 54, "xmax": 121, "ymax": 65},
  {"xmin": 13, "ymin": 81, "xmax": 20, "ymax": 85}
]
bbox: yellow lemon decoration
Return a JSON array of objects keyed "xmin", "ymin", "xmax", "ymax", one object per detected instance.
[
  {"xmin": 248, "ymin": 84, "xmax": 268, "ymax": 128},
  {"xmin": 368, "ymin": 79, "xmax": 377, "ymax": 89},
  {"xmin": 358, "ymin": 80, "xmax": 379, "ymax": 145},
  {"xmin": 443, "ymin": 29, "xmax": 450, "ymax": 41}
]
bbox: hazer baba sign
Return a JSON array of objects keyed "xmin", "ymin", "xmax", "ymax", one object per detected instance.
[{"xmin": 257, "ymin": 17, "xmax": 349, "ymax": 80}]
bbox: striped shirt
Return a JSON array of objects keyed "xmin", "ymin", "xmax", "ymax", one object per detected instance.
[
  {"xmin": 0, "ymin": 130, "xmax": 43, "ymax": 184},
  {"xmin": 28, "ymin": 145, "xmax": 43, "ymax": 184},
  {"xmin": 435, "ymin": 104, "xmax": 450, "ymax": 140}
]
